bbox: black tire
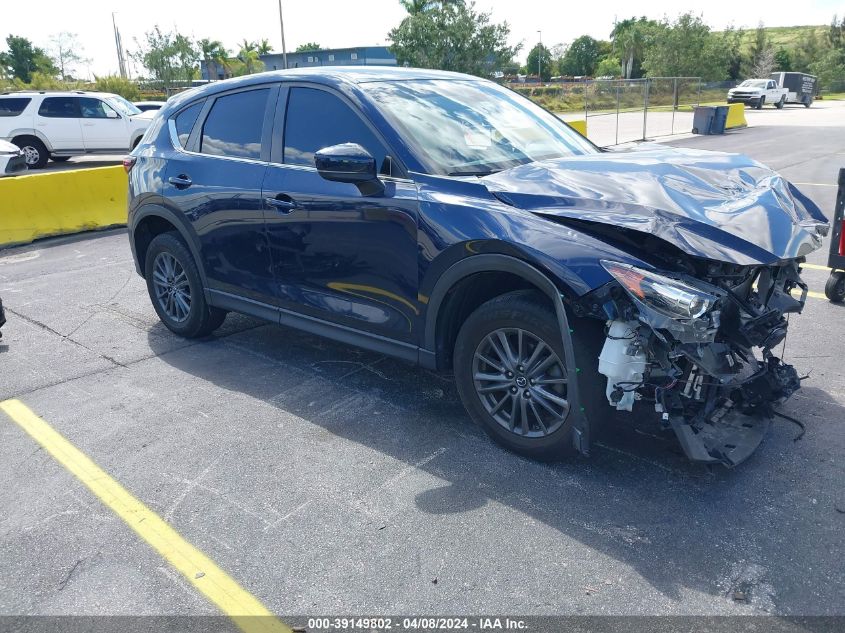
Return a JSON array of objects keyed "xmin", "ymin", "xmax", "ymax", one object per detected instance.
[
  {"xmin": 804, "ymin": 96, "xmax": 813, "ymax": 108},
  {"xmin": 756, "ymin": 97, "xmax": 765, "ymax": 110},
  {"xmin": 825, "ymin": 271, "xmax": 845, "ymax": 303},
  {"xmin": 51, "ymin": 156, "xmax": 71, "ymax": 162},
  {"xmin": 13, "ymin": 136, "xmax": 48, "ymax": 169},
  {"xmin": 775, "ymin": 96, "xmax": 785, "ymax": 109},
  {"xmin": 453, "ymin": 290, "xmax": 606, "ymax": 461},
  {"xmin": 144, "ymin": 232, "xmax": 227, "ymax": 337}
]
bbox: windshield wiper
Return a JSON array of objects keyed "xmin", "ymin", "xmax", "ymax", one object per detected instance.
[{"xmin": 448, "ymin": 169, "xmax": 495, "ymax": 177}]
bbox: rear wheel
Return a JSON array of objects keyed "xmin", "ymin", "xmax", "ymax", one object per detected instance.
[
  {"xmin": 13, "ymin": 136, "xmax": 48, "ymax": 169},
  {"xmin": 756, "ymin": 97, "xmax": 765, "ymax": 110},
  {"xmin": 825, "ymin": 271, "xmax": 845, "ymax": 303},
  {"xmin": 775, "ymin": 96, "xmax": 785, "ymax": 109},
  {"xmin": 804, "ymin": 96, "xmax": 813, "ymax": 108},
  {"xmin": 453, "ymin": 290, "xmax": 605, "ymax": 460},
  {"xmin": 144, "ymin": 232, "xmax": 227, "ymax": 337}
]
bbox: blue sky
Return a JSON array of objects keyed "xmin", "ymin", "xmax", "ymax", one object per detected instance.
[{"xmin": 2, "ymin": 0, "xmax": 843, "ymax": 78}]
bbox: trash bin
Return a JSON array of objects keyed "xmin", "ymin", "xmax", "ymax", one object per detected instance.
[
  {"xmin": 692, "ymin": 106, "xmax": 716, "ymax": 135},
  {"xmin": 711, "ymin": 106, "xmax": 729, "ymax": 134}
]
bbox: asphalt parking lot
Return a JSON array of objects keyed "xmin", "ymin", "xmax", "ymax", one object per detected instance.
[{"xmin": 1, "ymin": 108, "xmax": 843, "ymax": 626}]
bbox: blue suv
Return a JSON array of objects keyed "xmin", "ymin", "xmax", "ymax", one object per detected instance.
[{"xmin": 128, "ymin": 67, "xmax": 828, "ymax": 466}]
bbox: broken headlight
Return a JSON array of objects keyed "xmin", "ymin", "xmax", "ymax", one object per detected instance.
[{"xmin": 601, "ymin": 261, "xmax": 717, "ymax": 320}]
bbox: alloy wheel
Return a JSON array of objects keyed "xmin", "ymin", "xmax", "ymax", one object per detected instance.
[
  {"xmin": 152, "ymin": 252, "xmax": 191, "ymax": 323},
  {"xmin": 472, "ymin": 328, "xmax": 570, "ymax": 438},
  {"xmin": 21, "ymin": 145, "xmax": 40, "ymax": 166}
]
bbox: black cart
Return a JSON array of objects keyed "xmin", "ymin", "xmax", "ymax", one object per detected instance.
[{"xmin": 825, "ymin": 168, "xmax": 845, "ymax": 302}]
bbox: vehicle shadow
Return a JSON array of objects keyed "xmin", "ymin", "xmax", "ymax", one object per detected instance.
[{"xmin": 149, "ymin": 321, "xmax": 844, "ymax": 613}]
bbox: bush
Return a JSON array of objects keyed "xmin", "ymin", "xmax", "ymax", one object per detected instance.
[{"xmin": 93, "ymin": 75, "xmax": 141, "ymax": 101}]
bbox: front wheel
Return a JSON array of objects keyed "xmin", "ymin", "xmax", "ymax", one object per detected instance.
[
  {"xmin": 14, "ymin": 136, "xmax": 48, "ymax": 169},
  {"xmin": 825, "ymin": 271, "xmax": 845, "ymax": 303},
  {"xmin": 144, "ymin": 232, "xmax": 227, "ymax": 338},
  {"xmin": 453, "ymin": 291, "xmax": 604, "ymax": 460}
]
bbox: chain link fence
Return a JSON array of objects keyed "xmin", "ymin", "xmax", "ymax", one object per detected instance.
[{"xmin": 511, "ymin": 78, "xmax": 739, "ymax": 146}]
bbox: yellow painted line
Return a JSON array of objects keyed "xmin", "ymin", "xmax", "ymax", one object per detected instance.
[
  {"xmin": 0, "ymin": 399, "xmax": 291, "ymax": 633},
  {"xmin": 790, "ymin": 288, "xmax": 827, "ymax": 301},
  {"xmin": 801, "ymin": 263, "xmax": 831, "ymax": 271}
]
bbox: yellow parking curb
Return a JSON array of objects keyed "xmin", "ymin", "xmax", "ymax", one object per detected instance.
[{"xmin": 0, "ymin": 166, "xmax": 127, "ymax": 248}]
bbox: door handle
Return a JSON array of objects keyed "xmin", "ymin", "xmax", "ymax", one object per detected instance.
[
  {"xmin": 265, "ymin": 194, "xmax": 299, "ymax": 214},
  {"xmin": 168, "ymin": 175, "xmax": 192, "ymax": 189}
]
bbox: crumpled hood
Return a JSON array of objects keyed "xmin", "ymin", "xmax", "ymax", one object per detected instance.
[{"xmin": 482, "ymin": 147, "xmax": 829, "ymax": 265}]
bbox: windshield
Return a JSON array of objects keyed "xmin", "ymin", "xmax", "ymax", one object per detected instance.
[
  {"xmin": 363, "ymin": 79, "xmax": 597, "ymax": 176},
  {"xmin": 106, "ymin": 95, "xmax": 142, "ymax": 116},
  {"xmin": 739, "ymin": 80, "xmax": 767, "ymax": 88}
]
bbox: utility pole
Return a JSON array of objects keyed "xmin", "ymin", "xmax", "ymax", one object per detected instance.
[
  {"xmin": 278, "ymin": 0, "xmax": 288, "ymax": 69},
  {"xmin": 112, "ymin": 13, "xmax": 127, "ymax": 79},
  {"xmin": 537, "ymin": 30, "xmax": 542, "ymax": 82}
]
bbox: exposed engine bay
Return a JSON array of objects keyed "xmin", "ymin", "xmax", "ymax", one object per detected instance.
[{"xmin": 575, "ymin": 256, "xmax": 809, "ymax": 467}]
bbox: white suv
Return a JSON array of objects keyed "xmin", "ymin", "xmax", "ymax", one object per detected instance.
[{"xmin": 0, "ymin": 90, "xmax": 155, "ymax": 169}]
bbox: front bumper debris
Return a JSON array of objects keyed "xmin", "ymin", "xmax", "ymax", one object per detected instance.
[{"xmin": 585, "ymin": 260, "xmax": 809, "ymax": 467}]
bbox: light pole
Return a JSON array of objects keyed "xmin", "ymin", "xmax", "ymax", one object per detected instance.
[
  {"xmin": 537, "ymin": 30, "xmax": 542, "ymax": 83},
  {"xmin": 278, "ymin": 0, "xmax": 288, "ymax": 69}
]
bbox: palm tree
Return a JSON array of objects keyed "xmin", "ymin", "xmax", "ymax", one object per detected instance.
[
  {"xmin": 237, "ymin": 40, "xmax": 262, "ymax": 75},
  {"xmin": 257, "ymin": 38, "xmax": 273, "ymax": 55},
  {"xmin": 198, "ymin": 38, "xmax": 228, "ymax": 80}
]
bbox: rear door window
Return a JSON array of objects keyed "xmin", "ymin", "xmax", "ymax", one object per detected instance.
[
  {"xmin": 38, "ymin": 97, "xmax": 81, "ymax": 118},
  {"xmin": 283, "ymin": 87, "xmax": 388, "ymax": 172},
  {"xmin": 200, "ymin": 89, "xmax": 270, "ymax": 160},
  {"xmin": 173, "ymin": 101, "xmax": 203, "ymax": 147},
  {"xmin": 0, "ymin": 98, "xmax": 31, "ymax": 117}
]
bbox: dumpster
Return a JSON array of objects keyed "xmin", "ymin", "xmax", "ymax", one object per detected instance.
[
  {"xmin": 711, "ymin": 105, "xmax": 729, "ymax": 134},
  {"xmin": 824, "ymin": 167, "xmax": 845, "ymax": 302},
  {"xmin": 692, "ymin": 106, "xmax": 716, "ymax": 135}
]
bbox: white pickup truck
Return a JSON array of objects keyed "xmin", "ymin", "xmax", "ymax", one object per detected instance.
[{"xmin": 727, "ymin": 79, "xmax": 789, "ymax": 109}]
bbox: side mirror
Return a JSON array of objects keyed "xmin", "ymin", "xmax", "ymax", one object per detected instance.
[
  {"xmin": 315, "ymin": 143, "xmax": 384, "ymax": 195},
  {"xmin": 106, "ymin": 109, "xmax": 120, "ymax": 119}
]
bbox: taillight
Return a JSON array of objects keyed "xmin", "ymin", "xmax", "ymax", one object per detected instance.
[
  {"xmin": 122, "ymin": 156, "xmax": 137, "ymax": 174},
  {"xmin": 839, "ymin": 219, "xmax": 845, "ymax": 257}
]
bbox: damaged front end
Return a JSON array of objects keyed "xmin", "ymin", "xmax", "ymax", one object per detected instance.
[{"xmin": 576, "ymin": 258, "xmax": 808, "ymax": 467}]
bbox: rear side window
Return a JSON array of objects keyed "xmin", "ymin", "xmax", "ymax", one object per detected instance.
[
  {"xmin": 173, "ymin": 101, "xmax": 203, "ymax": 147},
  {"xmin": 283, "ymin": 87, "xmax": 387, "ymax": 171},
  {"xmin": 79, "ymin": 97, "xmax": 117, "ymax": 119},
  {"xmin": 38, "ymin": 97, "xmax": 81, "ymax": 118},
  {"xmin": 0, "ymin": 98, "xmax": 31, "ymax": 117},
  {"xmin": 200, "ymin": 89, "xmax": 269, "ymax": 159}
]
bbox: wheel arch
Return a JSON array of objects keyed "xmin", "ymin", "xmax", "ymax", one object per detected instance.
[
  {"xmin": 130, "ymin": 205, "xmax": 208, "ymax": 290},
  {"xmin": 423, "ymin": 253, "xmax": 590, "ymax": 453},
  {"xmin": 9, "ymin": 129, "xmax": 53, "ymax": 152}
]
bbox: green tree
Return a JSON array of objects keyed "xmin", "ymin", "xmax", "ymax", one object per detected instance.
[
  {"xmin": 810, "ymin": 48, "xmax": 845, "ymax": 88},
  {"xmin": 774, "ymin": 49, "xmax": 792, "ymax": 72},
  {"xmin": 595, "ymin": 57, "xmax": 620, "ymax": 78},
  {"xmin": 746, "ymin": 22, "xmax": 771, "ymax": 76},
  {"xmin": 235, "ymin": 40, "xmax": 264, "ymax": 75},
  {"xmin": 198, "ymin": 38, "xmax": 228, "ymax": 80},
  {"xmin": 526, "ymin": 43, "xmax": 552, "ymax": 81},
  {"xmin": 610, "ymin": 17, "xmax": 656, "ymax": 79},
  {"xmin": 792, "ymin": 29, "xmax": 823, "ymax": 73},
  {"xmin": 134, "ymin": 27, "xmax": 199, "ymax": 92},
  {"xmin": 399, "ymin": 0, "xmax": 463, "ymax": 14},
  {"xmin": 295, "ymin": 42, "xmax": 322, "ymax": 52},
  {"xmin": 388, "ymin": 1, "xmax": 519, "ymax": 77},
  {"xmin": 722, "ymin": 26, "xmax": 745, "ymax": 80},
  {"xmin": 257, "ymin": 39, "xmax": 273, "ymax": 55},
  {"xmin": 94, "ymin": 75, "xmax": 140, "ymax": 100},
  {"xmin": 0, "ymin": 35, "xmax": 58, "ymax": 83},
  {"xmin": 641, "ymin": 13, "xmax": 729, "ymax": 80},
  {"xmin": 50, "ymin": 32, "xmax": 87, "ymax": 80},
  {"xmin": 559, "ymin": 35, "xmax": 600, "ymax": 76}
]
